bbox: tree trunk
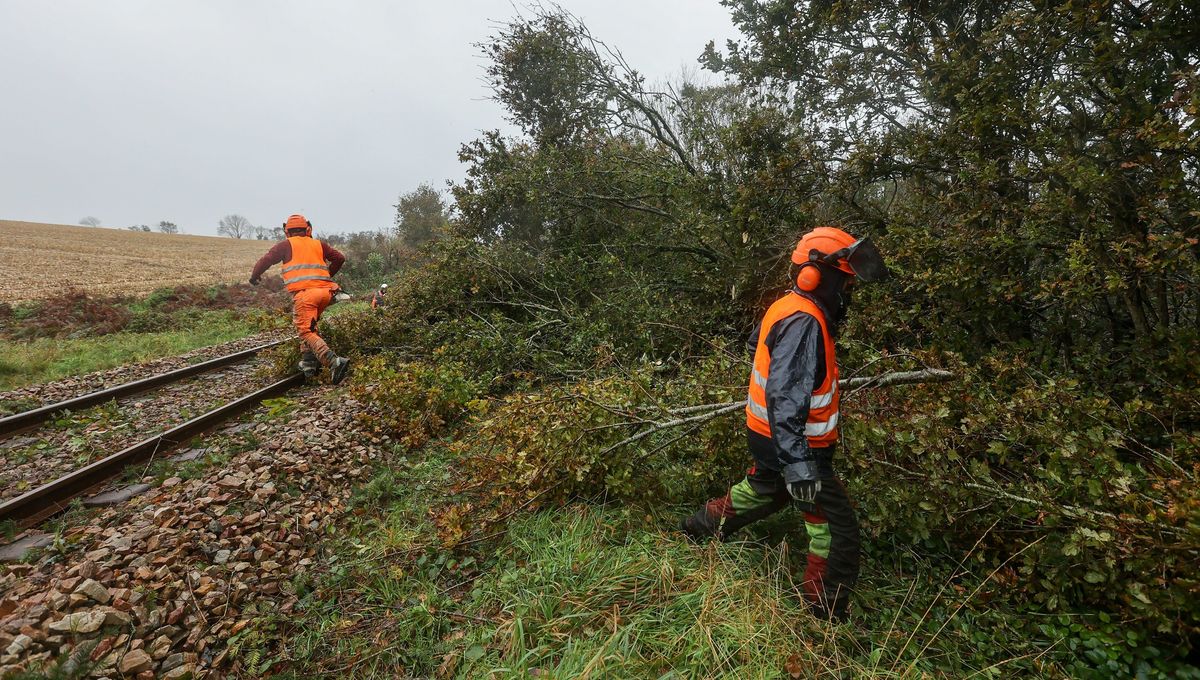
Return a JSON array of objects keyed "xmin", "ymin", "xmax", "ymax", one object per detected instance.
[{"xmin": 1120, "ymin": 284, "xmax": 1152, "ymax": 338}]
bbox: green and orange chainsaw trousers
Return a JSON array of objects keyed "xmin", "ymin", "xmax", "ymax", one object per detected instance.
[{"xmin": 684, "ymin": 430, "xmax": 861, "ymax": 620}]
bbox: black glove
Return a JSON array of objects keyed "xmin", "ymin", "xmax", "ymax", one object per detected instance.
[
  {"xmin": 787, "ymin": 479, "xmax": 821, "ymax": 503},
  {"xmin": 249, "ymin": 277, "xmax": 260, "ymax": 286}
]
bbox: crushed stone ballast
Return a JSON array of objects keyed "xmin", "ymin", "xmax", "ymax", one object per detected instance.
[{"xmin": 0, "ymin": 373, "xmax": 304, "ymax": 526}]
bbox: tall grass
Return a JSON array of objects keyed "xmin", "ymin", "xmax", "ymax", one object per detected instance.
[{"xmin": 255, "ymin": 452, "xmax": 1082, "ymax": 679}]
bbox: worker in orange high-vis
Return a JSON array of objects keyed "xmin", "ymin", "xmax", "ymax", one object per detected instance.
[
  {"xmin": 249, "ymin": 214, "xmax": 351, "ymax": 384},
  {"xmin": 370, "ymin": 283, "xmax": 388, "ymax": 311},
  {"xmin": 680, "ymin": 226, "xmax": 888, "ymax": 622}
]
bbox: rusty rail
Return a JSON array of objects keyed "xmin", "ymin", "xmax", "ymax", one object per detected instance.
[
  {"xmin": 0, "ymin": 372, "xmax": 304, "ymax": 525},
  {"xmin": 0, "ymin": 339, "xmax": 287, "ymax": 437}
]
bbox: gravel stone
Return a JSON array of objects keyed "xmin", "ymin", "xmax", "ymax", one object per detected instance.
[
  {"xmin": 73, "ymin": 579, "xmax": 111, "ymax": 604},
  {"xmin": 118, "ymin": 648, "xmax": 152, "ymax": 675},
  {"xmin": 1, "ymin": 382, "xmax": 380, "ymax": 677},
  {"xmin": 48, "ymin": 611, "xmax": 105, "ymax": 634}
]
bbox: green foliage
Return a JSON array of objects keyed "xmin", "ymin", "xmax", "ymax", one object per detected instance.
[
  {"xmin": 845, "ymin": 350, "xmax": 1199, "ymax": 640},
  {"xmin": 321, "ymin": 229, "xmax": 411, "ymax": 293},
  {"xmin": 394, "ymin": 183, "xmax": 451, "ymax": 249},
  {"xmin": 430, "ymin": 352, "xmax": 744, "ymax": 545},
  {"xmin": 707, "ymin": 0, "xmax": 1200, "ymax": 359},
  {"xmin": 349, "ymin": 355, "xmax": 489, "ymax": 449},
  {"xmin": 319, "ymin": 3, "xmax": 1200, "ymax": 671}
]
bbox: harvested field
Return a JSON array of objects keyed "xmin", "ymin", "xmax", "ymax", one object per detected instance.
[{"xmin": 0, "ymin": 220, "xmax": 269, "ymax": 304}]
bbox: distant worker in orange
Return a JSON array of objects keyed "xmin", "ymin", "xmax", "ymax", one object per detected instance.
[
  {"xmin": 249, "ymin": 214, "xmax": 351, "ymax": 384},
  {"xmin": 371, "ymin": 283, "xmax": 388, "ymax": 310}
]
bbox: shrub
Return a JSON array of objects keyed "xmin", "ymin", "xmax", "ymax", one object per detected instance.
[
  {"xmin": 845, "ymin": 351, "xmax": 1199, "ymax": 642},
  {"xmin": 349, "ymin": 354, "xmax": 490, "ymax": 449},
  {"xmin": 432, "ymin": 351, "xmax": 747, "ymax": 545}
]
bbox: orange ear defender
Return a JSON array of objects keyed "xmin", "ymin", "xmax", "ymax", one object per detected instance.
[{"xmin": 795, "ymin": 249, "xmax": 823, "ymax": 291}]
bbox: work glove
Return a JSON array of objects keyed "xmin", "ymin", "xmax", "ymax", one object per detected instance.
[
  {"xmin": 787, "ymin": 479, "xmax": 821, "ymax": 503},
  {"xmin": 249, "ymin": 277, "xmax": 260, "ymax": 286}
]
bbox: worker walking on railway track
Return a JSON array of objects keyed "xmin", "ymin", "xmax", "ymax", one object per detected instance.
[
  {"xmin": 249, "ymin": 214, "xmax": 351, "ymax": 384},
  {"xmin": 679, "ymin": 226, "xmax": 888, "ymax": 622}
]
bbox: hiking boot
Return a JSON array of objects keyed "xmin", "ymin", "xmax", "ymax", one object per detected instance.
[
  {"xmin": 329, "ymin": 356, "xmax": 350, "ymax": 385},
  {"xmin": 298, "ymin": 350, "xmax": 320, "ymax": 378},
  {"xmin": 803, "ymin": 596, "xmax": 852, "ymax": 624},
  {"xmin": 678, "ymin": 515, "xmax": 711, "ymax": 543}
]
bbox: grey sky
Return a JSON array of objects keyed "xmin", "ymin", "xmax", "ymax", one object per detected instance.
[{"xmin": 0, "ymin": 1, "xmax": 736, "ymax": 236}]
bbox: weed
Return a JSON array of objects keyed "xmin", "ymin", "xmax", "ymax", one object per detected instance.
[
  {"xmin": 261, "ymin": 397, "xmax": 299, "ymax": 421},
  {"xmin": 0, "ymin": 397, "xmax": 38, "ymax": 416}
]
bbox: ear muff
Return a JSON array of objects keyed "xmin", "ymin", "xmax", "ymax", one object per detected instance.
[{"xmin": 796, "ymin": 263, "xmax": 821, "ymax": 292}]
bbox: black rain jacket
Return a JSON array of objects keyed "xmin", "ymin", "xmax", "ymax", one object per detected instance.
[{"xmin": 746, "ymin": 289, "xmax": 834, "ymax": 483}]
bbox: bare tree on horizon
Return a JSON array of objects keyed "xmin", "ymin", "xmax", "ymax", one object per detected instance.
[{"xmin": 217, "ymin": 214, "xmax": 252, "ymax": 239}]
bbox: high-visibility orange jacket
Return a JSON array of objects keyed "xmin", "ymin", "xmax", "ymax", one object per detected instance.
[
  {"xmin": 250, "ymin": 237, "xmax": 345, "ymax": 290},
  {"xmin": 746, "ymin": 289, "xmax": 839, "ymax": 482},
  {"xmin": 280, "ymin": 236, "xmax": 338, "ymax": 292}
]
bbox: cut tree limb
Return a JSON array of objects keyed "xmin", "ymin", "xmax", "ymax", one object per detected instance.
[
  {"xmin": 841, "ymin": 368, "xmax": 954, "ymax": 394},
  {"xmin": 607, "ymin": 368, "xmax": 957, "ymax": 450},
  {"xmin": 659, "ymin": 368, "xmax": 956, "ymax": 416}
]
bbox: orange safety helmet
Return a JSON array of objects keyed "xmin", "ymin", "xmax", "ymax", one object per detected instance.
[
  {"xmin": 284, "ymin": 213, "xmax": 312, "ymax": 237},
  {"xmin": 791, "ymin": 226, "xmax": 887, "ymax": 291}
]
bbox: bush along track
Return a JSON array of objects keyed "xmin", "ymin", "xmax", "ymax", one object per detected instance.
[
  {"xmin": 249, "ymin": 350, "xmax": 1197, "ymax": 679},
  {"xmin": 281, "ymin": 4, "xmax": 1198, "ymax": 676}
]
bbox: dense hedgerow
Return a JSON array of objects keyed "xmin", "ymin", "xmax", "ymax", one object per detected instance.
[
  {"xmin": 322, "ymin": 224, "xmax": 1198, "ymax": 660},
  {"xmin": 335, "ymin": 289, "xmax": 1197, "ymax": 664}
]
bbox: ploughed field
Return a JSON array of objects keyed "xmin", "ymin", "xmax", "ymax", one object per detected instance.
[{"xmin": 0, "ymin": 221, "xmax": 267, "ymax": 304}]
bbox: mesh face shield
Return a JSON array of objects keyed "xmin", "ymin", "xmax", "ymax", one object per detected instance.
[
  {"xmin": 824, "ymin": 237, "xmax": 889, "ymax": 282},
  {"xmin": 844, "ymin": 237, "xmax": 888, "ymax": 282}
]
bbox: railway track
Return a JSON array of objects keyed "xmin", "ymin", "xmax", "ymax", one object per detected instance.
[{"xmin": 0, "ymin": 339, "xmax": 302, "ymax": 527}]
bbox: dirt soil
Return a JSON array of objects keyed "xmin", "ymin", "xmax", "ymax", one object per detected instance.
[{"xmin": 0, "ymin": 221, "xmax": 270, "ymax": 304}]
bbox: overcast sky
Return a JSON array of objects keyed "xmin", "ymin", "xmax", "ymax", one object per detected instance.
[{"xmin": 0, "ymin": 1, "xmax": 736, "ymax": 236}]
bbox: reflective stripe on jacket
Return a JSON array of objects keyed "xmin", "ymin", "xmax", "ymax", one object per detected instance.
[
  {"xmin": 746, "ymin": 291, "xmax": 839, "ymax": 447},
  {"xmin": 282, "ymin": 236, "xmax": 336, "ymax": 292}
]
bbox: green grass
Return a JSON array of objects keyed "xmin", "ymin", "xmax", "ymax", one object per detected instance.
[
  {"xmin": 235, "ymin": 446, "xmax": 1189, "ymax": 680},
  {"xmin": 0, "ymin": 310, "xmax": 267, "ymax": 391}
]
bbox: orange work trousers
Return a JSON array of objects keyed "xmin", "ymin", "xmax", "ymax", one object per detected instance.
[{"xmin": 293, "ymin": 287, "xmax": 335, "ymax": 365}]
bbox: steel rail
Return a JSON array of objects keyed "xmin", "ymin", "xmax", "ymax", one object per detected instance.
[
  {"xmin": 0, "ymin": 372, "xmax": 305, "ymax": 525},
  {"xmin": 0, "ymin": 339, "xmax": 287, "ymax": 437}
]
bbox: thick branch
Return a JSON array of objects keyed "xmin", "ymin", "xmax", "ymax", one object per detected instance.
[{"xmin": 606, "ymin": 369, "xmax": 958, "ymax": 454}]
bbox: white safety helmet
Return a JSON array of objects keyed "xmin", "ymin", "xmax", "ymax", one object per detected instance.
[{"xmin": 380, "ymin": 284, "xmax": 389, "ymax": 291}]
